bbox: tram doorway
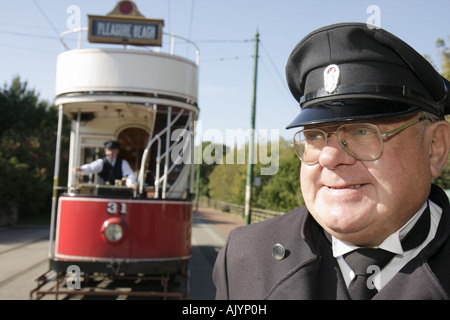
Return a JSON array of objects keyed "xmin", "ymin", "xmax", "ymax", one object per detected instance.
[{"xmin": 117, "ymin": 127, "xmax": 150, "ymax": 172}]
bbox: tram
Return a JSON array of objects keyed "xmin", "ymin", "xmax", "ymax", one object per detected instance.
[{"xmin": 31, "ymin": 2, "xmax": 199, "ymax": 299}]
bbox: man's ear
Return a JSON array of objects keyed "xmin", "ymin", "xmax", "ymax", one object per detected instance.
[{"xmin": 429, "ymin": 120, "xmax": 450, "ymax": 178}]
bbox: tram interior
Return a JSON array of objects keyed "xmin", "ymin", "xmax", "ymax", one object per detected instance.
[{"xmin": 72, "ymin": 103, "xmax": 193, "ymax": 200}]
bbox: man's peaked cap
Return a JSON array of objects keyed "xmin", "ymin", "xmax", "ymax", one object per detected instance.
[
  {"xmin": 286, "ymin": 22, "xmax": 450, "ymax": 128},
  {"xmin": 104, "ymin": 140, "xmax": 120, "ymax": 150}
]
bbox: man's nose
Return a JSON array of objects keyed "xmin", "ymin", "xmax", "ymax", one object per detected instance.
[{"xmin": 318, "ymin": 134, "xmax": 356, "ymax": 168}]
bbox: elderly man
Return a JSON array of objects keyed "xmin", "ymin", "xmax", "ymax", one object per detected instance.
[{"xmin": 213, "ymin": 23, "xmax": 450, "ymax": 299}]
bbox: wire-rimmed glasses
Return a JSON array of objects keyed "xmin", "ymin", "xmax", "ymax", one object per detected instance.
[{"xmin": 293, "ymin": 116, "xmax": 430, "ymax": 165}]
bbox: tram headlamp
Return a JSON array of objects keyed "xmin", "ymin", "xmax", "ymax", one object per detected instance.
[
  {"xmin": 101, "ymin": 218, "xmax": 126, "ymax": 243},
  {"xmin": 104, "ymin": 223, "xmax": 123, "ymax": 242}
]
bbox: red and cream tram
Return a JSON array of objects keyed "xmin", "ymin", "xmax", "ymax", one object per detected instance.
[{"xmin": 31, "ymin": 2, "xmax": 199, "ymax": 299}]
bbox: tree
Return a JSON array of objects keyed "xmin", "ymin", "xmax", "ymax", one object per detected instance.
[
  {"xmin": 436, "ymin": 37, "xmax": 450, "ymax": 80},
  {"xmin": 206, "ymin": 137, "xmax": 304, "ymax": 212},
  {"xmin": 255, "ymin": 138, "xmax": 304, "ymax": 211},
  {"xmin": 194, "ymin": 141, "xmax": 228, "ymax": 197},
  {"xmin": 432, "ymin": 37, "xmax": 450, "ymax": 189},
  {"xmin": 0, "ymin": 77, "xmax": 70, "ymax": 224},
  {"xmin": 203, "ymin": 141, "xmax": 246, "ymax": 203},
  {"xmin": 208, "ymin": 161, "xmax": 246, "ymax": 203}
]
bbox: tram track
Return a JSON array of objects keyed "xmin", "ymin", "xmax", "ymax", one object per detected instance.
[
  {"xmin": 0, "ymin": 235, "xmax": 49, "ymax": 288},
  {"xmin": 0, "ymin": 228, "xmax": 50, "ymax": 299},
  {"xmin": 0, "ymin": 235, "xmax": 49, "ymax": 256},
  {"xmin": 0, "ymin": 258, "xmax": 48, "ymax": 289}
]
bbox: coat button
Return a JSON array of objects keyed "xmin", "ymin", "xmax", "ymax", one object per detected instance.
[{"xmin": 272, "ymin": 243, "xmax": 285, "ymax": 260}]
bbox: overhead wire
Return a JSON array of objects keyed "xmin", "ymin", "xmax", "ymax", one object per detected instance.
[
  {"xmin": 0, "ymin": 42, "xmax": 55, "ymax": 55},
  {"xmin": 0, "ymin": 21, "xmax": 52, "ymax": 30},
  {"xmin": 202, "ymin": 55, "xmax": 253, "ymax": 62},
  {"xmin": 193, "ymin": 38, "xmax": 254, "ymax": 62},
  {"xmin": 0, "ymin": 28, "xmax": 61, "ymax": 54},
  {"xmin": 259, "ymin": 57, "xmax": 298, "ymax": 114},
  {"xmin": 0, "ymin": 29, "xmax": 58, "ymax": 40},
  {"xmin": 32, "ymin": 0, "xmax": 61, "ymax": 38},
  {"xmin": 195, "ymin": 39, "xmax": 253, "ymax": 44},
  {"xmin": 32, "ymin": 0, "xmax": 69, "ymax": 49},
  {"xmin": 259, "ymin": 41, "xmax": 292, "ymax": 100},
  {"xmin": 259, "ymin": 40, "xmax": 298, "ymax": 113}
]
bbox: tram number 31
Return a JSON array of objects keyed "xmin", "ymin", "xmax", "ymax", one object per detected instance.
[{"xmin": 106, "ymin": 202, "xmax": 127, "ymax": 215}]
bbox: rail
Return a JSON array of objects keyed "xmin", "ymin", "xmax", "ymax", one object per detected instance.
[
  {"xmin": 59, "ymin": 27, "xmax": 200, "ymax": 65},
  {"xmin": 30, "ymin": 270, "xmax": 186, "ymax": 300},
  {"xmin": 198, "ymin": 197, "xmax": 285, "ymax": 223}
]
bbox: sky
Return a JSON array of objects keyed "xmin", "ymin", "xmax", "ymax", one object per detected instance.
[{"xmin": 1, "ymin": 0, "xmax": 449, "ymax": 145}]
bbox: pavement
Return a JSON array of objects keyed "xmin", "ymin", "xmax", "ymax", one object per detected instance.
[
  {"xmin": 195, "ymin": 204, "xmax": 245, "ymax": 237},
  {"xmin": 189, "ymin": 204, "xmax": 245, "ymax": 299}
]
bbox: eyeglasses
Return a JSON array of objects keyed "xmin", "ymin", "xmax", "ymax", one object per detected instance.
[{"xmin": 293, "ymin": 116, "xmax": 430, "ymax": 165}]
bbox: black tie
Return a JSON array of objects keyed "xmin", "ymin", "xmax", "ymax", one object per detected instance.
[
  {"xmin": 342, "ymin": 202, "xmax": 431, "ymax": 300},
  {"xmin": 343, "ymin": 248, "xmax": 394, "ymax": 300}
]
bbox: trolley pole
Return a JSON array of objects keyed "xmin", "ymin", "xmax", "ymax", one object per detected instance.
[{"xmin": 244, "ymin": 30, "xmax": 259, "ymax": 225}]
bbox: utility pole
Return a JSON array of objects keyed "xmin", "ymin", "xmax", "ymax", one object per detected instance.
[{"xmin": 244, "ymin": 30, "xmax": 259, "ymax": 225}]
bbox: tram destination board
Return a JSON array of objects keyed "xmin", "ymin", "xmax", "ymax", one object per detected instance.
[{"xmin": 88, "ymin": 15, "xmax": 164, "ymax": 46}]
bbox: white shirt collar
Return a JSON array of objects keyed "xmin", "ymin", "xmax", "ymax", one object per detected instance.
[
  {"xmin": 106, "ymin": 157, "xmax": 116, "ymax": 166},
  {"xmin": 331, "ymin": 201, "xmax": 429, "ymax": 257}
]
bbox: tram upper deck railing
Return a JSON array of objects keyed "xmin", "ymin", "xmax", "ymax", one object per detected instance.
[{"xmin": 59, "ymin": 27, "xmax": 200, "ymax": 66}]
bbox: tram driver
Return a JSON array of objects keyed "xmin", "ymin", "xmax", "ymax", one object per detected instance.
[{"xmin": 74, "ymin": 140, "xmax": 136, "ymax": 188}]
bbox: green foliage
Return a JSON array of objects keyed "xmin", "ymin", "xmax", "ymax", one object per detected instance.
[
  {"xmin": 431, "ymin": 38, "xmax": 450, "ymax": 189},
  {"xmin": 434, "ymin": 150, "xmax": 450, "ymax": 189},
  {"xmin": 202, "ymin": 137, "xmax": 304, "ymax": 212},
  {"xmin": 254, "ymin": 139, "xmax": 304, "ymax": 211},
  {"xmin": 0, "ymin": 77, "xmax": 70, "ymax": 222},
  {"xmin": 208, "ymin": 162, "xmax": 246, "ymax": 203},
  {"xmin": 436, "ymin": 37, "xmax": 450, "ymax": 80},
  {"xmin": 195, "ymin": 142, "xmax": 228, "ymax": 198}
]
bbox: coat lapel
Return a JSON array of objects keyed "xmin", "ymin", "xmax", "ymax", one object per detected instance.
[
  {"xmin": 374, "ymin": 258, "xmax": 449, "ymax": 299},
  {"xmin": 265, "ymin": 212, "xmax": 350, "ymax": 299},
  {"xmin": 375, "ymin": 184, "xmax": 450, "ymax": 300}
]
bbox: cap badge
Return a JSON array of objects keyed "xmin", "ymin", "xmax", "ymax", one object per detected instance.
[{"xmin": 324, "ymin": 64, "xmax": 340, "ymax": 94}]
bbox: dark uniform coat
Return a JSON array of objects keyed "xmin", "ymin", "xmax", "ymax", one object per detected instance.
[{"xmin": 213, "ymin": 184, "xmax": 450, "ymax": 299}]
